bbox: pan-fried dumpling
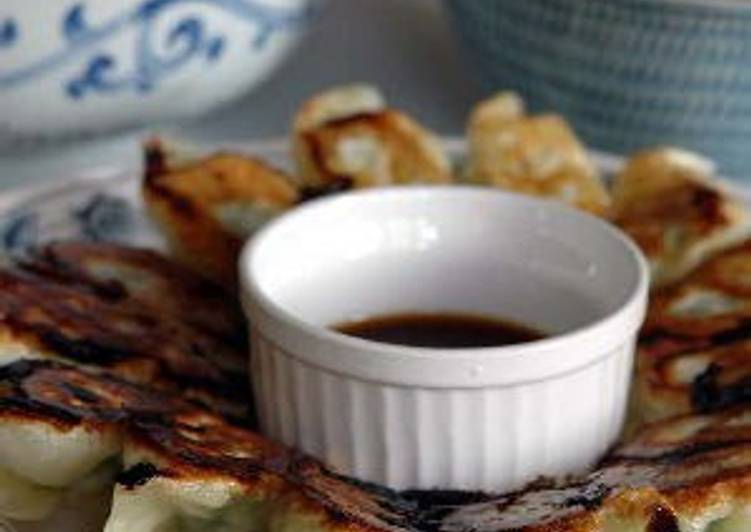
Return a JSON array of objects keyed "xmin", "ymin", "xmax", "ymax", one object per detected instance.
[
  {"xmin": 106, "ymin": 408, "xmax": 412, "ymax": 532},
  {"xmin": 436, "ymin": 407, "xmax": 751, "ymax": 531},
  {"xmin": 612, "ymin": 148, "xmax": 750, "ymax": 288},
  {"xmin": 106, "ymin": 409, "xmax": 288, "ymax": 532},
  {"xmin": 106, "ymin": 404, "xmax": 751, "ymax": 532},
  {"xmin": 143, "ymin": 139, "xmax": 299, "ymax": 286},
  {"xmin": 7, "ymin": 355, "xmax": 751, "ymax": 532},
  {"xmin": 23, "ymin": 241, "xmax": 244, "ymax": 343},
  {"xmin": 642, "ymin": 239, "xmax": 751, "ymax": 338},
  {"xmin": 465, "ymin": 92, "xmax": 610, "ymax": 216},
  {"xmin": 293, "ymin": 83, "xmax": 386, "ymax": 133},
  {"xmin": 0, "ymin": 245, "xmax": 250, "ymax": 423},
  {"xmin": 105, "ymin": 469, "xmax": 267, "ymax": 532},
  {"xmin": 0, "ymin": 468, "xmax": 61, "ymax": 521},
  {"xmin": 629, "ymin": 239, "xmax": 751, "ymax": 431},
  {"xmin": 0, "ymin": 359, "xmax": 188, "ymax": 528},
  {"xmin": 0, "ymin": 361, "xmax": 133, "ymax": 522},
  {"xmin": 293, "ymin": 84, "xmax": 453, "ymax": 190}
]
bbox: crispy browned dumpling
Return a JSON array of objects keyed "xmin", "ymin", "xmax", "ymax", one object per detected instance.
[
  {"xmin": 143, "ymin": 139, "xmax": 299, "ymax": 286},
  {"xmin": 109, "ymin": 409, "xmax": 417, "ymax": 532},
  {"xmin": 629, "ymin": 239, "xmax": 751, "ymax": 431},
  {"xmin": 4, "ymin": 358, "xmax": 751, "ymax": 532},
  {"xmin": 631, "ymin": 339, "xmax": 751, "ymax": 435},
  {"xmin": 0, "ymin": 357, "xmax": 409, "ymax": 532},
  {"xmin": 0, "ymin": 358, "xmax": 415, "ymax": 531},
  {"xmin": 108, "ymin": 395, "xmax": 751, "ymax": 531},
  {"xmin": 0, "ymin": 359, "xmax": 183, "ymax": 524},
  {"xmin": 643, "ymin": 239, "xmax": 751, "ymax": 341},
  {"xmin": 0, "ymin": 242, "xmax": 250, "ymax": 422},
  {"xmin": 465, "ymin": 92, "xmax": 610, "ymax": 216},
  {"xmin": 293, "ymin": 85, "xmax": 453, "ymax": 189},
  {"xmin": 22, "ymin": 241, "xmax": 244, "ymax": 344},
  {"xmin": 433, "ymin": 407, "xmax": 751, "ymax": 531},
  {"xmin": 612, "ymin": 148, "xmax": 750, "ymax": 288}
]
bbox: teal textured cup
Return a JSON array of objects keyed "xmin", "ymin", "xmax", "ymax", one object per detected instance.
[{"xmin": 446, "ymin": 0, "xmax": 751, "ymax": 180}]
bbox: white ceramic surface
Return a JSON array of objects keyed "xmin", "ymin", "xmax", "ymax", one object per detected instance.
[
  {"xmin": 240, "ymin": 186, "xmax": 650, "ymax": 491},
  {"xmin": 0, "ymin": 0, "xmax": 320, "ymax": 144}
]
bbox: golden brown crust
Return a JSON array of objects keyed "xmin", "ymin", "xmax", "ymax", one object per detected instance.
[
  {"xmin": 120, "ymin": 394, "xmax": 751, "ymax": 532},
  {"xmin": 143, "ymin": 139, "xmax": 298, "ymax": 286},
  {"xmin": 632, "ymin": 338, "xmax": 751, "ymax": 430},
  {"xmin": 294, "ymin": 111, "xmax": 452, "ymax": 189},
  {"xmin": 5, "ymin": 355, "xmax": 751, "ymax": 531},
  {"xmin": 0, "ymin": 244, "xmax": 250, "ymax": 422},
  {"xmin": 432, "ymin": 408, "xmax": 751, "ymax": 531},
  {"xmin": 0, "ymin": 359, "xmax": 180, "ymax": 430},
  {"xmin": 630, "ymin": 239, "xmax": 751, "ymax": 429},
  {"xmin": 23, "ymin": 240, "xmax": 244, "ymax": 345},
  {"xmin": 0, "ymin": 358, "xmax": 411, "ymax": 531},
  {"xmin": 293, "ymin": 86, "xmax": 452, "ymax": 189},
  {"xmin": 292, "ymin": 84, "xmax": 387, "ymax": 133},
  {"xmin": 125, "ymin": 410, "xmax": 420, "ymax": 531},
  {"xmin": 644, "ymin": 240, "xmax": 751, "ymax": 340},
  {"xmin": 466, "ymin": 92, "xmax": 610, "ymax": 216},
  {"xmin": 612, "ymin": 148, "xmax": 750, "ymax": 288},
  {"xmin": 5, "ymin": 127, "xmax": 751, "ymax": 531}
]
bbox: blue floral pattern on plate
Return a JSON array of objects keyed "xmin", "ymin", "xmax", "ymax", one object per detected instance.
[
  {"xmin": 73, "ymin": 193, "xmax": 134, "ymax": 241},
  {"xmin": 0, "ymin": 193, "xmax": 138, "ymax": 253},
  {"xmin": 0, "ymin": 20, "xmax": 18, "ymax": 48},
  {"xmin": 0, "ymin": 212, "xmax": 38, "ymax": 253},
  {"xmin": 0, "ymin": 0, "xmax": 319, "ymax": 99},
  {"xmin": 0, "ymin": 175, "xmax": 154, "ymax": 253}
]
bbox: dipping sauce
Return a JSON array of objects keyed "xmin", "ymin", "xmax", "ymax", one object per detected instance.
[{"xmin": 334, "ymin": 312, "xmax": 545, "ymax": 348}]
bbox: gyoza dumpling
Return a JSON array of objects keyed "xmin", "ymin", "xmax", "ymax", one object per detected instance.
[
  {"xmin": 642, "ymin": 238, "xmax": 751, "ymax": 341},
  {"xmin": 0, "ymin": 244, "xmax": 250, "ymax": 423},
  {"xmin": 292, "ymin": 84, "xmax": 453, "ymax": 190},
  {"xmin": 612, "ymin": 148, "xmax": 751, "ymax": 288},
  {"xmin": 105, "ymin": 409, "xmax": 287, "ymax": 532},
  {"xmin": 143, "ymin": 139, "xmax": 299, "ymax": 286},
  {"xmin": 0, "ymin": 358, "xmax": 214, "ymax": 529},
  {"xmin": 106, "ymin": 407, "xmax": 415, "ymax": 532},
  {"xmin": 0, "ymin": 360, "xmax": 154, "ymax": 524},
  {"xmin": 106, "ymin": 403, "xmax": 751, "ymax": 531},
  {"xmin": 267, "ymin": 456, "xmax": 416, "ymax": 532},
  {"xmin": 629, "ymin": 239, "xmax": 751, "ymax": 431},
  {"xmin": 465, "ymin": 92, "xmax": 610, "ymax": 216},
  {"xmin": 437, "ymin": 406, "xmax": 751, "ymax": 531},
  {"xmin": 24, "ymin": 241, "xmax": 245, "ymax": 344}
]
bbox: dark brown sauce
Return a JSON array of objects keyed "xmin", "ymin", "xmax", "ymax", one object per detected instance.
[{"xmin": 334, "ymin": 312, "xmax": 545, "ymax": 349}]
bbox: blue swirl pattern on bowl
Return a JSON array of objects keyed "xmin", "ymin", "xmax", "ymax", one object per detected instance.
[
  {"xmin": 446, "ymin": 0, "xmax": 751, "ymax": 180},
  {"xmin": 0, "ymin": 0, "xmax": 317, "ymax": 99}
]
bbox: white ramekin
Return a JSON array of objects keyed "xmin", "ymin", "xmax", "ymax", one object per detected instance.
[{"xmin": 239, "ymin": 187, "xmax": 648, "ymax": 492}]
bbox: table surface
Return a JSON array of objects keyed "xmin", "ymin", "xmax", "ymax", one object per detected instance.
[{"xmin": 0, "ymin": 0, "xmax": 487, "ymax": 192}]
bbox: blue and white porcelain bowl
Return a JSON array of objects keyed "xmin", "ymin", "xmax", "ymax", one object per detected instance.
[
  {"xmin": 445, "ymin": 0, "xmax": 751, "ymax": 181},
  {"xmin": 0, "ymin": 0, "xmax": 322, "ymax": 144}
]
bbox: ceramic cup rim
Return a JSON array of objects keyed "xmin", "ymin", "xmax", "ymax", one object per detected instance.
[{"xmin": 239, "ymin": 186, "xmax": 649, "ymax": 388}]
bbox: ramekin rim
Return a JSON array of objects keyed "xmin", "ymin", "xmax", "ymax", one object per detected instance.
[{"xmin": 239, "ymin": 186, "xmax": 649, "ymax": 387}]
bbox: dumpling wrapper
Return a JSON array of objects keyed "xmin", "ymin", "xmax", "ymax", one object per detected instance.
[{"xmin": 465, "ymin": 92, "xmax": 610, "ymax": 216}]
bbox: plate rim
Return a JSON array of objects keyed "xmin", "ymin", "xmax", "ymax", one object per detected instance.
[{"xmin": 1, "ymin": 137, "xmax": 748, "ymax": 216}]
